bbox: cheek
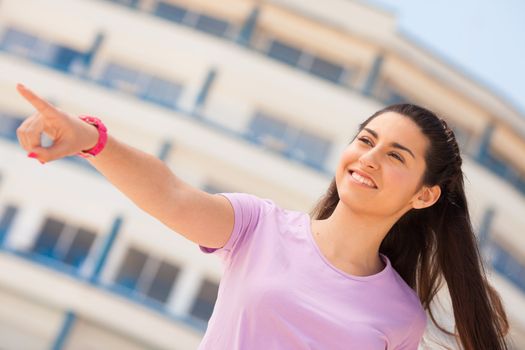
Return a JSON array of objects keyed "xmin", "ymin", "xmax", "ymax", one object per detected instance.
[
  {"xmin": 384, "ymin": 168, "xmax": 419, "ymax": 198},
  {"xmin": 338, "ymin": 145, "xmax": 358, "ymax": 165}
]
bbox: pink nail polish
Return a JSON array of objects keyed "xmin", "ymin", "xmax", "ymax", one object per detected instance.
[{"xmin": 28, "ymin": 152, "xmax": 39, "ymax": 159}]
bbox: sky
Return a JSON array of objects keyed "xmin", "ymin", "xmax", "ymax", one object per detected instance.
[{"xmin": 363, "ymin": 0, "xmax": 525, "ymax": 115}]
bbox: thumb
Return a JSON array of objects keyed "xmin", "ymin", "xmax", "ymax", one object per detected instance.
[{"xmin": 29, "ymin": 142, "xmax": 74, "ymax": 164}]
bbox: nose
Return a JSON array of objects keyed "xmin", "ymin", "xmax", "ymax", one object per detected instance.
[{"xmin": 359, "ymin": 149, "xmax": 380, "ymax": 170}]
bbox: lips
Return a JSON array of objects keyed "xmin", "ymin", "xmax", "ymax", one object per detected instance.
[{"xmin": 348, "ymin": 169, "xmax": 378, "ymax": 189}]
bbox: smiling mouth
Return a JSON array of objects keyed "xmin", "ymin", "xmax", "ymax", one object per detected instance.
[{"xmin": 348, "ymin": 170, "xmax": 378, "ymax": 189}]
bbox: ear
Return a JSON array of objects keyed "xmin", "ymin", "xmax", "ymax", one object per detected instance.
[{"xmin": 412, "ymin": 185, "xmax": 441, "ymax": 209}]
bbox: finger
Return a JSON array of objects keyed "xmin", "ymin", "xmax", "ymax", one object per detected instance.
[
  {"xmin": 16, "ymin": 83, "xmax": 55, "ymax": 114},
  {"xmin": 16, "ymin": 114, "xmax": 39, "ymax": 152},
  {"xmin": 31, "ymin": 141, "xmax": 72, "ymax": 163},
  {"xmin": 24, "ymin": 116, "xmax": 45, "ymax": 150}
]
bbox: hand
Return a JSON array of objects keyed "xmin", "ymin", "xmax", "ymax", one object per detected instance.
[{"xmin": 15, "ymin": 83, "xmax": 99, "ymax": 164}]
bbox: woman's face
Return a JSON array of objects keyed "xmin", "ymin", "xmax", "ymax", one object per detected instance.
[{"xmin": 336, "ymin": 111, "xmax": 434, "ymax": 217}]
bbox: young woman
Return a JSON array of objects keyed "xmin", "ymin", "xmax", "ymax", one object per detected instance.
[{"xmin": 15, "ymin": 84, "xmax": 509, "ymax": 349}]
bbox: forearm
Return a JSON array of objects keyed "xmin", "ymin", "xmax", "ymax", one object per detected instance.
[{"xmin": 87, "ymin": 133, "xmax": 181, "ymax": 218}]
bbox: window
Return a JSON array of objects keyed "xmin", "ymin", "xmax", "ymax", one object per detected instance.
[
  {"xmin": 0, "ymin": 113, "xmax": 24, "ymax": 142},
  {"xmin": 108, "ymin": 0, "xmax": 139, "ymax": 7},
  {"xmin": 190, "ymin": 278, "xmax": 219, "ymax": 322},
  {"xmin": 142, "ymin": 77, "xmax": 183, "ymax": 109},
  {"xmin": 99, "ymin": 62, "xmax": 183, "ymax": 109},
  {"xmin": 490, "ymin": 242, "xmax": 525, "ymax": 293},
  {"xmin": 0, "ymin": 204, "xmax": 18, "ymax": 245},
  {"xmin": 154, "ymin": 2, "xmax": 188, "ymax": 23},
  {"xmin": 146, "ymin": 261, "xmax": 180, "ymax": 303},
  {"xmin": 264, "ymin": 38, "xmax": 348, "ymax": 85},
  {"xmin": 202, "ymin": 183, "xmax": 229, "ymax": 194},
  {"xmin": 114, "ymin": 247, "xmax": 147, "ymax": 290},
  {"xmin": 447, "ymin": 122, "xmax": 472, "ymax": 153},
  {"xmin": 194, "ymin": 14, "xmax": 230, "ymax": 38},
  {"xmin": 114, "ymin": 247, "xmax": 181, "ymax": 304},
  {"xmin": 0, "ymin": 27, "xmax": 84, "ymax": 72},
  {"xmin": 49, "ymin": 46, "xmax": 84, "ymax": 72},
  {"xmin": 375, "ymin": 81, "xmax": 409, "ymax": 105},
  {"xmin": 307, "ymin": 56, "xmax": 345, "ymax": 84},
  {"xmin": 480, "ymin": 152, "xmax": 525, "ymax": 196},
  {"xmin": 289, "ymin": 129, "xmax": 332, "ymax": 168},
  {"xmin": 31, "ymin": 217, "xmax": 97, "ymax": 268},
  {"xmin": 99, "ymin": 62, "xmax": 144, "ymax": 93},
  {"xmin": 0, "ymin": 28, "xmax": 38, "ymax": 56},
  {"xmin": 62, "ymin": 228, "xmax": 97, "ymax": 267},
  {"xmin": 247, "ymin": 111, "xmax": 288, "ymax": 151},
  {"xmin": 154, "ymin": 3, "xmax": 232, "ymax": 38},
  {"xmin": 247, "ymin": 111, "xmax": 332, "ymax": 169},
  {"xmin": 267, "ymin": 40, "xmax": 303, "ymax": 67}
]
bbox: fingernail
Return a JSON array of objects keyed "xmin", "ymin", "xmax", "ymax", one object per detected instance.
[
  {"xmin": 27, "ymin": 152, "xmax": 39, "ymax": 158},
  {"xmin": 39, "ymin": 160, "xmax": 45, "ymax": 165}
]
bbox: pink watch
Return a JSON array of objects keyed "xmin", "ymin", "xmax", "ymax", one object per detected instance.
[{"xmin": 76, "ymin": 116, "xmax": 108, "ymax": 158}]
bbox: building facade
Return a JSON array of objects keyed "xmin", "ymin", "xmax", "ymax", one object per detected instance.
[{"xmin": 0, "ymin": 0, "xmax": 524, "ymax": 348}]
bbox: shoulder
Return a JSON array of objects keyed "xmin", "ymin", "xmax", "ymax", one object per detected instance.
[
  {"xmin": 385, "ymin": 261, "xmax": 427, "ymax": 323},
  {"xmin": 219, "ymin": 192, "xmax": 278, "ymax": 218},
  {"xmin": 384, "ymin": 265, "xmax": 428, "ymax": 347}
]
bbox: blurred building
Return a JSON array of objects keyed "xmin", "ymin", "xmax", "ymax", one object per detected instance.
[{"xmin": 0, "ymin": 0, "xmax": 523, "ymax": 349}]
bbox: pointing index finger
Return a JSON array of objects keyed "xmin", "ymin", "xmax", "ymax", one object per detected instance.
[{"xmin": 16, "ymin": 83, "xmax": 55, "ymax": 113}]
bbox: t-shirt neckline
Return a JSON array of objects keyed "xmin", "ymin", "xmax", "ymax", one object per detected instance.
[{"xmin": 305, "ymin": 213, "xmax": 391, "ymax": 281}]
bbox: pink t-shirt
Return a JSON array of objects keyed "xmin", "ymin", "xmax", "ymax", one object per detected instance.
[{"xmin": 198, "ymin": 193, "xmax": 427, "ymax": 350}]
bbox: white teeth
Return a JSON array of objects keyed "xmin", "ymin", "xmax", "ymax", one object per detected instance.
[{"xmin": 351, "ymin": 171, "xmax": 375, "ymax": 188}]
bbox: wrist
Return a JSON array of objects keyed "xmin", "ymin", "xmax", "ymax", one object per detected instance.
[
  {"xmin": 82, "ymin": 122, "xmax": 100, "ymax": 151},
  {"xmin": 76, "ymin": 116, "xmax": 108, "ymax": 158}
]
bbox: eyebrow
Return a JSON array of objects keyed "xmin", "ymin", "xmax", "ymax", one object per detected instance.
[{"xmin": 362, "ymin": 128, "xmax": 416, "ymax": 159}]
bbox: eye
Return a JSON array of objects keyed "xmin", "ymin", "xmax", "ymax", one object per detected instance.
[
  {"xmin": 389, "ymin": 152, "xmax": 404, "ymax": 163},
  {"xmin": 358, "ymin": 137, "xmax": 372, "ymax": 146}
]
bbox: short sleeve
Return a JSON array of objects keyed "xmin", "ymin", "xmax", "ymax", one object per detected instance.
[
  {"xmin": 394, "ymin": 312, "xmax": 427, "ymax": 350},
  {"xmin": 198, "ymin": 192, "xmax": 271, "ymax": 263}
]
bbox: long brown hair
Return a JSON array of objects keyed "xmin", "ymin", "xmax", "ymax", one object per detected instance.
[{"xmin": 311, "ymin": 104, "xmax": 510, "ymax": 349}]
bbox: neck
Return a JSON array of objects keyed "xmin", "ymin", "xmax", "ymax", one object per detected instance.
[{"xmin": 311, "ymin": 200, "xmax": 400, "ymax": 275}]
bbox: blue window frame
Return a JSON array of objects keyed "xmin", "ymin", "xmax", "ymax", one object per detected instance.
[
  {"xmin": 190, "ymin": 278, "xmax": 219, "ymax": 322},
  {"xmin": 267, "ymin": 40, "xmax": 303, "ymax": 67},
  {"xmin": 154, "ymin": 2, "xmax": 188, "ymax": 23},
  {"xmin": 31, "ymin": 217, "xmax": 97, "ymax": 269}
]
